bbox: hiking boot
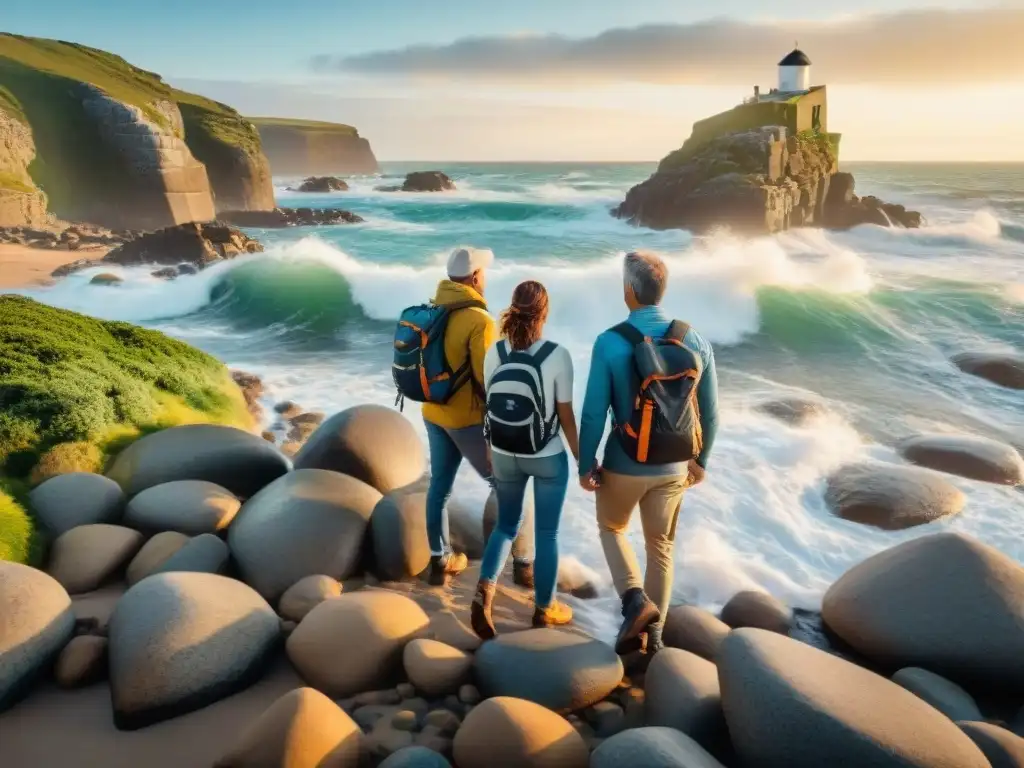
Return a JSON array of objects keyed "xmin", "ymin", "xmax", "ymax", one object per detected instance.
[
  {"xmin": 513, "ymin": 560, "xmax": 535, "ymax": 590},
  {"xmin": 533, "ymin": 600, "xmax": 573, "ymax": 628},
  {"xmin": 428, "ymin": 552, "xmax": 468, "ymax": 586},
  {"xmin": 615, "ymin": 588, "xmax": 660, "ymax": 655},
  {"xmin": 470, "ymin": 580, "xmax": 497, "ymax": 640}
]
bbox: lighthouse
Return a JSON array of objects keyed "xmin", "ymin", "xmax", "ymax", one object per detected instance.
[{"xmin": 778, "ymin": 47, "xmax": 811, "ymax": 93}]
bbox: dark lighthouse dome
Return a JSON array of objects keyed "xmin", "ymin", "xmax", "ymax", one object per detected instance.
[{"xmin": 779, "ymin": 49, "xmax": 811, "ymax": 66}]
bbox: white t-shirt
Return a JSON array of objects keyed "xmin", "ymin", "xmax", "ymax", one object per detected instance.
[{"xmin": 483, "ymin": 338, "xmax": 574, "ymax": 458}]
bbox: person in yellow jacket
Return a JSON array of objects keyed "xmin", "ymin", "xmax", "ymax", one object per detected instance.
[{"xmin": 424, "ymin": 247, "xmax": 535, "ymax": 587}]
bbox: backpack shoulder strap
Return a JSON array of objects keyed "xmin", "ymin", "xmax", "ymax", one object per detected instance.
[
  {"xmin": 531, "ymin": 341, "xmax": 557, "ymax": 367},
  {"xmin": 611, "ymin": 322, "xmax": 645, "ymax": 346},
  {"xmin": 665, "ymin": 320, "xmax": 691, "ymax": 343},
  {"xmin": 443, "ymin": 299, "xmax": 487, "ymax": 313},
  {"xmin": 497, "ymin": 339, "xmax": 510, "ymax": 365}
]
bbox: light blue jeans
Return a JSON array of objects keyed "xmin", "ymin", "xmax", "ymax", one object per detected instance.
[{"xmin": 480, "ymin": 451, "xmax": 569, "ymax": 608}]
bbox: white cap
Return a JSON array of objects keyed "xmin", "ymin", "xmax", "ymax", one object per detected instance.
[{"xmin": 447, "ymin": 246, "xmax": 494, "ymax": 279}]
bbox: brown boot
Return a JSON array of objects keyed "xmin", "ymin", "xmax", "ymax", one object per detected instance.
[
  {"xmin": 513, "ymin": 560, "xmax": 535, "ymax": 590},
  {"xmin": 533, "ymin": 600, "xmax": 573, "ymax": 628},
  {"xmin": 428, "ymin": 552, "xmax": 469, "ymax": 586},
  {"xmin": 471, "ymin": 580, "xmax": 497, "ymax": 640}
]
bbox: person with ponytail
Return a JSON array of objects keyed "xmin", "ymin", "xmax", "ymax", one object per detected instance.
[{"xmin": 471, "ymin": 280, "xmax": 580, "ymax": 637}]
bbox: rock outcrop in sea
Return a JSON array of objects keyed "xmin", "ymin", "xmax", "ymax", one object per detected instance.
[
  {"xmin": 614, "ymin": 127, "xmax": 921, "ymax": 235},
  {"xmin": 252, "ymin": 117, "xmax": 380, "ymax": 176}
]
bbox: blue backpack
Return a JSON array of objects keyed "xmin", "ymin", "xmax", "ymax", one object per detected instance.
[{"xmin": 393, "ymin": 300, "xmax": 486, "ymax": 408}]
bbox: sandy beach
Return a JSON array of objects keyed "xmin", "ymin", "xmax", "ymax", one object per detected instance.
[{"xmin": 0, "ymin": 244, "xmax": 108, "ymax": 289}]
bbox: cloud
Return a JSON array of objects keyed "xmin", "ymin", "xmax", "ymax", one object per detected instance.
[{"xmin": 315, "ymin": 7, "xmax": 1024, "ymax": 85}]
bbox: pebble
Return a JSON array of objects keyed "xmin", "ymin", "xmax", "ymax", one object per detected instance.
[
  {"xmin": 393, "ymin": 710, "xmax": 419, "ymax": 732},
  {"xmin": 355, "ymin": 688, "xmax": 403, "ymax": 706},
  {"xmin": 423, "ymin": 709, "xmax": 461, "ymax": 736},
  {"xmin": 586, "ymin": 701, "xmax": 626, "ymax": 738},
  {"xmin": 397, "ymin": 682, "xmax": 416, "ymax": 699},
  {"xmin": 458, "ymin": 684, "xmax": 481, "ymax": 705}
]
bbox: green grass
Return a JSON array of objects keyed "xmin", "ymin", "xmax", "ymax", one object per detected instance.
[
  {"xmin": 0, "ymin": 84, "xmax": 26, "ymax": 123},
  {"xmin": 175, "ymin": 90, "xmax": 263, "ymax": 159},
  {"xmin": 249, "ymin": 116, "xmax": 359, "ymax": 135},
  {"xmin": 0, "ymin": 480, "xmax": 36, "ymax": 564}
]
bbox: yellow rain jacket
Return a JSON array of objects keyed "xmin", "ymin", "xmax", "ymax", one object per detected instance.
[{"xmin": 421, "ymin": 280, "xmax": 496, "ymax": 429}]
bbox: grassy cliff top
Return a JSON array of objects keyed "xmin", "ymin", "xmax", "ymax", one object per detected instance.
[
  {"xmin": 250, "ymin": 116, "xmax": 359, "ymax": 135},
  {"xmin": 174, "ymin": 89, "xmax": 263, "ymax": 158}
]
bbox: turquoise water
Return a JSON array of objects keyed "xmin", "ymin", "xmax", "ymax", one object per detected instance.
[{"xmin": 19, "ymin": 161, "xmax": 1024, "ymax": 636}]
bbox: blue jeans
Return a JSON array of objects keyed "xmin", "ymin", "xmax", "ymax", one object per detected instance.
[{"xmin": 480, "ymin": 451, "xmax": 569, "ymax": 609}]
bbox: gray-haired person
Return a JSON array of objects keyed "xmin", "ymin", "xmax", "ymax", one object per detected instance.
[{"xmin": 577, "ymin": 250, "xmax": 720, "ymax": 656}]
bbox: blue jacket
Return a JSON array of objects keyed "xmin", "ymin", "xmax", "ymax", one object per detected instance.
[{"xmin": 579, "ymin": 305, "xmax": 719, "ymax": 477}]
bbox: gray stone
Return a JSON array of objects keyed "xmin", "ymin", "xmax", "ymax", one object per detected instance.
[
  {"xmin": 892, "ymin": 668, "xmax": 982, "ymax": 722},
  {"xmin": 124, "ymin": 480, "xmax": 241, "ymax": 534},
  {"xmin": 423, "ymin": 709, "xmax": 460, "ymax": 735},
  {"xmin": 718, "ymin": 628, "xmax": 989, "ymax": 768},
  {"xmin": 372, "ymin": 486, "xmax": 431, "ymax": 581},
  {"xmin": 959, "ymin": 722, "xmax": 1024, "ymax": 768},
  {"xmin": 756, "ymin": 397, "xmax": 828, "ymax": 426},
  {"xmin": 108, "ymin": 572, "xmax": 280, "ymax": 729},
  {"xmin": 126, "ymin": 531, "xmax": 191, "ymax": 585},
  {"xmin": 585, "ymin": 701, "xmax": 625, "ymax": 738},
  {"xmin": 458, "ymin": 684, "xmax": 481, "ymax": 705},
  {"xmin": 720, "ymin": 591, "xmax": 791, "ymax": 634},
  {"xmin": 229, "ymin": 469, "xmax": 382, "ymax": 602},
  {"xmin": 591, "ymin": 728, "xmax": 725, "ymax": 768},
  {"xmin": 403, "ymin": 639, "xmax": 472, "ymax": 697},
  {"xmin": 278, "ymin": 575, "xmax": 343, "ymax": 622},
  {"xmin": 898, "ymin": 434, "xmax": 1023, "ymax": 486},
  {"xmin": 953, "ymin": 352, "xmax": 1024, "ymax": 390},
  {"xmin": 393, "ymin": 710, "xmax": 419, "ymax": 732},
  {"xmin": 55, "ymin": 635, "xmax": 108, "ymax": 688},
  {"xmin": 150, "ymin": 533, "xmax": 229, "ymax": 577},
  {"xmin": 106, "ymin": 424, "xmax": 291, "ymax": 499},
  {"xmin": 646, "ymin": 649, "xmax": 728, "ymax": 755},
  {"xmin": 380, "ymin": 746, "xmax": 452, "ymax": 768},
  {"xmin": 0, "ymin": 562, "xmax": 75, "ymax": 711},
  {"xmin": 473, "ymin": 628, "xmax": 623, "ymax": 713},
  {"xmin": 29, "ymin": 472, "xmax": 125, "ymax": 537},
  {"xmin": 47, "ymin": 524, "xmax": 144, "ymax": 594},
  {"xmin": 293, "ymin": 405, "xmax": 425, "ymax": 495},
  {"xmin": 824, "ymin": 462, "xmax": 965, "ymax": 530},
  {"xmin": 663, "ymin": 606, "xmax": 731, "ymax": 661},
  {"xmin": 823, "ymin": 533, "xmax": 1024, "ymax": 691}
]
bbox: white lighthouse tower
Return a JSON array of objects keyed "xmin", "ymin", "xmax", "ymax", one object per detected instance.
[{"xmin": 778, "ymin": 47, "xmax": 811, "ymax": 93}]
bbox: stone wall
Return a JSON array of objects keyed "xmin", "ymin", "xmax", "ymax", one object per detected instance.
[
  {"xmin": 255, "ymin": 124, "xmax": 379, "ymax": 176},
  {"xmin": 0, "ymin": 108, "xmax": 48, "ymax": 227}
]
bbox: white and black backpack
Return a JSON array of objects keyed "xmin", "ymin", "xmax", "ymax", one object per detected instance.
[{"xmin": 485, "ymin": 340, "xmax": 560, "ymax": 455}]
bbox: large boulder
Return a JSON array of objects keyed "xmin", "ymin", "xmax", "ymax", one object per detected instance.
[
  {"xmin": 108, "ymin": 572, "xmax": 281, "ymax": 729},
  {"xmin": 959, "ymin": 722, "xmax": 1024, "ymax": 768},
  {"xmin": 380, "ymin": 747, "xmax": 452, "ymax": 768},
  {"xmin": 663, "ymin": 606, "xmax": 731, "ymax": 661},
  {"xmin": 28, "ymin": 472, "xmax": 125, "ymax": 537},
  {"xmin": 898, "ymin": 434, "xmax": 1023, "ymax": 486},
  {"xmin": 371, "ymin": 486, "xmax": 431, "ymax": 581},
  {"xmin": 953, "ymin": 352, "xmax": 1024, "ymax": 390},
  {"xmin": 718, "ymin": 628, "xmax": 989, "ymax": 768},
  {"xmin": 218, "ymin": 207, "xmax": 363, "ymax": 227},
  {"xmin": 645, "ymin": 649, "xmax": 728, "ymax": 755},
  {"xmin": 473, "ymin": 628, "xmax": 623, "ymax": 713},
  {"xmin": 892, "ymin": 668, "xmax": 982, "ymax": 722},
  {"xmin": 278, "ymin": 575, "xmax": 343, "ymax": 622},
  {"xmin": 103, "ymin": 221, "xmax": 263, "ymax": 269},
  {"xmin": 54, "ymin": 635, "xmax": 108, "ymax": 688},
  {"xmin": 47, "ymin": 524, "xmax": 144, "ymax": 594},
  {"xmin": 720, "ymin": 591, "xmax": 791, "ymax": 634},
  {"xmin": 150, "ymin": 533, "xmax": 229, "ymax": 577},
  {"xmin": 126, "ymin": 531, "xmax": 191, "ymax": 585},
  {"xmin": 591, "ymin": 728, "xmax": 726, "ymax": 768},
  {"xmin": 403, "ymin": 639, "xmax": 472, "ymax": 697},
  {"xmin": 286, "ymin": 591, "xmax": 429, "ymax": 697},
  {"xmin": 214, "ymin": 687, "xmax": 363, "ymax": 768},
  {"xmin": 823, "ymin": 533, "xmax": 1024, "ymax": 691},
  {"xmin": 292, "ymin": 176, "xmax": 349, "ymax": 193},
  {"xmin": 229, "ymin": 469, "xmax": 382, "ymax": 602},
  {"xmin": 106, "ymin": 424, "xmax": 291, "ymax": 499},
  {"xmin": 124, "ymin": 480, "xmax": 242, "ymax": 534},
  {"xmin": 0, "ymin": 561, "xmax": 76, "ymax": 711},
  {"xmin": 402, "ymin": 171, "xmax": 455, "ymax": 193},
  {"xmin": 823, "ymin": 462, "xmax": 965, "ymax": 530},
  {"xmin": 294, "ymin": 406, "xmax": 425, "ymax": 495},
  {"xmin": 756, "ymin": 397, "xmax": 828, "ymax": 427},
  {"xmin": 453, "ymin": 696, "xmax": 588, "ymax": 768}
]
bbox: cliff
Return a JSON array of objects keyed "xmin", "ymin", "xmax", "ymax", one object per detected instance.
[
  {"xmin": 251, "ymin": 117, "xmax": 379, "ymax": 176},
  {"xmin": 0, "ymin": 89, "xmax": 47, "ymax": 226}
]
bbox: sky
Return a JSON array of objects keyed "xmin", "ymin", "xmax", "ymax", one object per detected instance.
[{"xmin": 5, "ymin": 0, "xmax": 1024, "ymax": 161}]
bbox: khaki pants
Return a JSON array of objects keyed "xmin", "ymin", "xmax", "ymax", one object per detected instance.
[{"xmin": 596, "ymin": 470, "xmax": 688, "ymax": 628}]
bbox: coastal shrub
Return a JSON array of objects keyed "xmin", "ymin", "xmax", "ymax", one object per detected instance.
[
  {"xmin": 0, "ymin": 296, "xmax": 251, "ymax": 483},
  {"xmin": 28, "ymin": 441, "xmax": 103, "ymax": 486},
  {"xmin": 0, "ymin": 479, "xmax": 39, "ymax": 564}
]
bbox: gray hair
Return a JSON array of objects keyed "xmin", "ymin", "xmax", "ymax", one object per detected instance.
[{"xmin": 623, "ymin": 251, "xmax": 668, "ymax": 306}]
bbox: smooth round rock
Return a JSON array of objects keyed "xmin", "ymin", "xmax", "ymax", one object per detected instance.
[
  {"xmin": 29, "ymin": 472, "xmax": 125, "ymax": 537},
  {"xmin": 646, "ymin": 649, "xmax": 728, "ymax": 754},
  {"xmin": 125, "ymin": 480, "xmax": 242, "ymax": 534},
  {"xmin": 823, "ymin": 533, "xmax": 1024, "ymax": 691},
  {"xmin": 718, "ymin": 628, "xmax": 989, "ymax": 768},
  {"xmin": 824, "ymin": 462, "xmax": 965, "ymax": 530},
  {"xmin": 126, "ymin": 531, "xmax": 191, "ymax": 585},
  {"xmin": 287, "ymin": 591, "xmax": 429, "ymax": 698},
  {"xmin": 473, "ymin": 628, "xmax": 623, "ymax": 713},
  {"xmin": 55, "ymin": 635, "xmax": 108, "ymax": 688},
  {"xmin": 215, "ymin": 687, "xmax": 362, "ymax": 768},
  {"xmin": 959, "ymin": 722, "xmax": 1024, "ymax": 768},
  {"xmin": 953, "ymin": 352, "xmax": 1024, "ymax": 390},
  {"xmin": 403, "ymin": 639, "xmax": 472, "ymax": 697},
  {"xmin": 663, "ymin": 606, "xmax": 731, "ymax": 661},
  {"xmin": 0, "ymin": 562, "xmax": 75, "ymax": 711},
  {"xmin": 151, "ymin": 533, "xmax": 229, "ymax": 577},
  {"xmin": 591, "ymin": 727, "xmax": 726, "ymax": 768},
  {"xmin": 720, "ymin": 591, "xmax": 792, "ymax": 634},
  {"xmin": 106, "ymin": 424, "xmax": 291, "ymax": 499},
  {"xmin": 293, "ymin": 405, "xmax": 425, "ymax": 495},
  {"xmin": 898, "ymin": 434, "xmax": 1023, "ymax": 486},
  {"xmin": 893, "ymin": 667, "xmax": 982, "ymax": 722},
  {"xmin": 380, "ymin": 747, "xmax": 452, "ymax": 768},
  {"xmin": 372, "ymin": 488, "xmax": 431, "ymax": 581},
  {"xmin": 48, "ymin": 524, "xmax": 144, "ymax": 594},
  {"xmin": 454, "ymin": 696, "xmax": 588, "ymax": 768},
  {"xmin": 756, "ymin": 397, "xmax": 828, "ymax": 426},
  {"xmin": 279, "ymin": 575, "xmax": 343, "ymax": 622},
  {"xmin": 109, "ymin": 572, "xmax": 281, "ymax": 730},
  {"xmin": 229, "ymin": 469, "xmax": 382, "ymax": 602}
]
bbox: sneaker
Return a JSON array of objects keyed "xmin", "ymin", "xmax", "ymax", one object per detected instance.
[
  {"xmin": 513, "ymin": 560, "xmax": 535, "ymax": 590},
  {"xmin": 470, "ymin": 580, "xmax": 497, "ymax": 640},
  {"xmin": 533, "ymin": 600, "xmax": 573, "ymax": 628},
  {"xmin": 428, "ymin": 552, "xmax": 468, "ymax": 586},
  {"xmin": 615, "ymin": 588, "xmax": 660, "ymax": 655}
]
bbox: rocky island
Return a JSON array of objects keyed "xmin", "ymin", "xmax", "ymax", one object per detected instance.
[{"xmin": 251, "ymin": 117, "xmax": 380, "ymax": 177}]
